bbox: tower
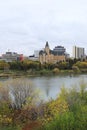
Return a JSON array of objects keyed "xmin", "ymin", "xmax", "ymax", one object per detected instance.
[{"xmin": 45, "ymin": 41, "xmax": 50, "ymax": 55}]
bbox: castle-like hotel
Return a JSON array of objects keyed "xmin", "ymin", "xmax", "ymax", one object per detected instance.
[{"xmin": 39, "ymin": 42, "xmax": 68, "ymax": 64}]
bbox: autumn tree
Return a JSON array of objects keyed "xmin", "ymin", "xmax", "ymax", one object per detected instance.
[{"xmin": 6, "ymin": 79, "xmax": 39, "ymax": 109}]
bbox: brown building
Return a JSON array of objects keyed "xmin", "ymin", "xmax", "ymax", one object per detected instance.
[{"xmin": 39, "ymin": 42, "xmax": 66, "ymax": 64}]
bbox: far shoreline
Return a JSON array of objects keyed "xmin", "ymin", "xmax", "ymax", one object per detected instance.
[{"xmin": 0, "ymin": 69, "xmax": 87, "ymax": 78}]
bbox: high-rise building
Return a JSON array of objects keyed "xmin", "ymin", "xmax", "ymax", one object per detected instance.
[{"xmin": 73, "ymin": 46, "xmax": 85, "ymax": 59}]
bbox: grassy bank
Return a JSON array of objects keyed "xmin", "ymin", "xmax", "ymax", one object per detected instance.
[{"xmin": 0, "ymin": 68, "xmax": 84, "ymax": 78}]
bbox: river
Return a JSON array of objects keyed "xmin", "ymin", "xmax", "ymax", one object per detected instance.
[
  {"xmin": 28, "ymin": 74, "xmax": 87, "ymax": 101},
  {"xmin": 0, "ymin": 74, "xmax": 87, "ymax": 101}
]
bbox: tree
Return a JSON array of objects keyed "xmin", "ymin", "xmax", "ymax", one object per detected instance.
[
  {"xmin": 58, "ymin": 62, "xmax": 69, "ymax": 70},
  {"xmin": 6, "ymin": 79, "xmax": 39, "ymax": 109},
  {"xmin": 0, "ymin": 61, "xmax": 10, "ymax": 70}
]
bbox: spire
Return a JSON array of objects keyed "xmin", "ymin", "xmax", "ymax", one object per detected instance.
[
  {"xmin": 45, "ymin": 41, "xmax": 49, "ymax": 47},
  {"xmin": 45, "ymin": 41, "xmax": 50, "ymax": 54}
]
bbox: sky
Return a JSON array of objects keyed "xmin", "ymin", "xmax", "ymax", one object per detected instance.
[{"xmin": 0, "ymin": 0, "xmax": 87, "ymax": 56}]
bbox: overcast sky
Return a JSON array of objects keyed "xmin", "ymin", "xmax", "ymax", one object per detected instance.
[{"xmin": 0, "ymin": 0, "xmax": 87, "ymax": 56}]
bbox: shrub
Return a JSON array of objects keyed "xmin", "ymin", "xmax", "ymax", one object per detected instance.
[
  {"xmin": 52, "ymin": 68, "xmax": 60, "ymax": 74},
  {"xmin": 38, "ymin": 82, "xmax": 87, "ymax": 130},
  {"xmin": 72, "ymin": 65, "xmax": 80, "ymax": 73}
]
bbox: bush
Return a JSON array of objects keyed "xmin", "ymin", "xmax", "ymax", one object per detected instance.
[
  {"xmin": 75, "ymin": 61, "xmax": 87, "ymax": 69},
  {"xmin": 72, "ymin": 65, "xmax": 80, "ymax": 73},
  {"xmin": 52, "ymin": 68, "xmax": 60, "ymax": 74}
]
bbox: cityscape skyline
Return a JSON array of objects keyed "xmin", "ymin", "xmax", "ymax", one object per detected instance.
[
  {"xmin": 0, "ymin": 41, "xmax": 86, "ymax": 57},
  {"xmin": 0, "ymin": 43, "xmax": 85, "ymax": 58},
  {"xmin": 0, "ymin": 43, "xmax": 86, "ymax": 63},
  {"xmin": 0, "ymin": 0, "xmax": 87, "ymax": 56}
]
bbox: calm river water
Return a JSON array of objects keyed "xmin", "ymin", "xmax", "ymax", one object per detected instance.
[
  {"xmin": 1, "ymin": 74, "xmax": 87, "ymax": 101},
  {"xmin": 28, "ymin": 74, "xmax": 87, "ymax": 101}
]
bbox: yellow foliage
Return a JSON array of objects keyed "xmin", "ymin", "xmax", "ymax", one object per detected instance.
[
  {"xmin": 48, "ymin": 98, "xmax": 68, "ymax": 115},
  {"xmin": 0, "ymin": 114, "xmax": 12, "ymax": 125},
  {"xmin": 42, "ymin": 98, "xmax": 69, "ymax": 124}
]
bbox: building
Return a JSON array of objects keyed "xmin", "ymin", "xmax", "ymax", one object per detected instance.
[
  {"xmin": 2, "ymin": 52, "xmax": 24, "ymax": 62},
  {"xmin": 53, "ymin": 46, "xmax": 66, "ymax": 55},
  {"xmin": 73, "ymin": 46, "xmax": 85, "ymax": 59},
  {"xmin": 28, "ymin": 55, "xmax": 39, "ymax": 61},
  {"xmin": 39, "ymin": 42, "xmax": 66, "ymax": 64},
  {"xmin": 34, "ymin": 50, "xmax": 40, "ymax": 58},
  {"xmin": 28, "ymin": 50, "xmax": 40, "ymax": 61}
]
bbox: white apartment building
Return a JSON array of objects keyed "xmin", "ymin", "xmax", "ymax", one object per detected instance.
[{"xmin": 73, "ymin": 46, "xmax": 85, "ymax": 59}]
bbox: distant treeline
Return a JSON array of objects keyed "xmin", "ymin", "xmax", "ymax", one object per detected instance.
[{"xmin": 0, "ymin": 58, "xmax": 87, "ymax": 72}]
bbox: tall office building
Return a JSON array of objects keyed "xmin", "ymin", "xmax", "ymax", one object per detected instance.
[{"xmin": 73, "ymin": 46, "xmax": 85, "ymax": 59}]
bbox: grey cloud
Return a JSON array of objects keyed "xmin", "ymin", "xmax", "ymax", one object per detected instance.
[{"xmin": 0, "ymin": 0, "xmax": 87, "ymax": 56}]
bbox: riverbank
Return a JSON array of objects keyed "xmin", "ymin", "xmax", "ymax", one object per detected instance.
[{"xmin": 0, "ymin": 69, "xmax": 85, "ymax": 78}]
